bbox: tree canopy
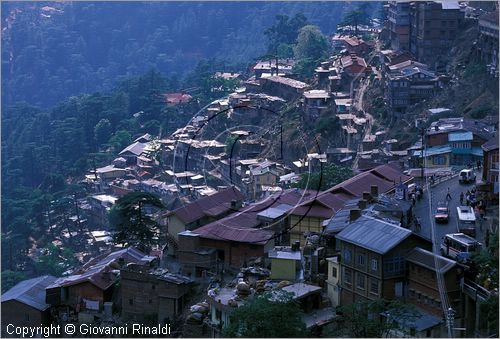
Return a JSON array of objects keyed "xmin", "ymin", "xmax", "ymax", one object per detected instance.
[
  {"xmin": 293, "ymin": 25, "xmax": 330, "ymax": 61},
  {"xmin": 264, "ymin": 13, "xmax": 309, "ymax": 58},
  {"xmin": 223, "ymin": 290, "xmax": 308, "ymax": 338},
  {"xmin": 338, "ymin": 4, "xmax": 372, "ymax": 36},
  {"xmin": 293, "ymin": 163, "xmax": 353, "ymax": 191},
  {"xmin": 109, "ymin": 192, "xmax": 165, "ymax": 252},
  {"xmin": 331, "ymin": 298, "xmax": 419, "ymax": 338}
]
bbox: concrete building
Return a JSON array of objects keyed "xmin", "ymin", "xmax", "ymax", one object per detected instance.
[
  {"xmin": 388, "ymin": 1, "xmax": 411, "ymax": 51},
  {"xmin": 409, "ymin": 1, "xmax": 463, "ymax": 69}
]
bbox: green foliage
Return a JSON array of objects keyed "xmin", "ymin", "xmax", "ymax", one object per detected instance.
[
  {"xmin": 294, "ymin": 25, "xmax": 330, "ymax": 61},
  {"xmin": 184, "ymin": 59, "xmax": 240, "ymax": 105},
  {"xmin": 223, "ymin": 290, "xmax": 308, "ymax": 338},
  {"xmin": 225, "ymin": 135, "xmax": 241, "ymax": 156},
  {"xmin": 293, "ymin": 58, "xmax": 320, "ymax": 80},
  {"xmin": 471, "ymin": 230, "xmax": 498, "ymax": 290},
  {"xmin": 1, "ymin": 270, "xmax": 27, "ymax": 293},
  {"xmin": 3, "ymin": 3, "xmax": 349, "ymax": 108},
  {"xmin": 109, "ymin": 130, "xmax": 133, "ymax": 153},
  {"xmin": 35, "ymin": 244, "xmax": 78, "ymax": 277},
  {"xmin": 293, "ymin": 164, "xmax": 353, "ymax": 191},
  {"xmin": 109, "ymin": 192, "xmax": 164, "ymax": 252},
  {"xmin": 94, "ymin": 118, "xmax": 112, "ymax": 146},
  {"xmin": 338, "ymin": 4, "xmax": 372, "ymax": 36},
  {"xmin": 332, "ymin": 298, "xmax": 419, "ymax": 338},
  {"xmin": 316, "ymin": 114, "xmax": 340, "ymax": 135},
  {"xmin": 264, "ymin": 13, "xmax": 309, "ymax": 56},
  {"xmin": 479, "ymin": 295, "xmax": 499, "ymax": 336}
]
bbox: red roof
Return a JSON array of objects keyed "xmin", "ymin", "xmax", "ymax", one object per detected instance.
[
  {"xmin": 168, "ymin": 187, "xmax": 245, "ymax": 224},
  {"xmin": 163, "ymin": 92, "xmax": 193, "ymax": 105},
  {"xmin": 193, "ymin": 189, "xmax": 317, "ymax": 241},
  {"xmin": 195, "ymin": 223, "xmax": 274, "ymax": 245},
  {"xmin": 290, "ymin": 164, "xmax": 411, "ymax": 218}
]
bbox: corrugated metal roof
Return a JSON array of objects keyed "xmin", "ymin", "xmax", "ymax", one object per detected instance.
[
  {"xmin": 2, "ymin": 275, "xmax": 57, "ymax": 311},
  {"xmin": 406, "ymin": 247, "xmax": 457, "ymax": 273},
  {"xmin": 336, "ymin": 215, "xmax": 411, "ymax": 254},
  {"xmin": 448, "ymin": 131, "xmax": 473, "ymax": 142},
  {"xmin": 48, "ymin": 247, "xmax": 155, "ymax": 290},
  {"xmin": 119, "ymin": 141, "xmax": 146, "ymax": 156},
  {"xmin": 482, "ymin": 133, "xmax": 499, "ymax": 152}
]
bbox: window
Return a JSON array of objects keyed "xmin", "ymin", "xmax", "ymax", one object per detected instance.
[
  {"xmin": 152, "ymin": 284, "xmax": 156, "ymax": 290},
  {"xmin": 129, "ymin": 299, "xmax": 133, "ymax": 306},
  {"xmin": 371, "ymin": 259, "xmax": 378, "ymax": 271},
  {"xmin": 331, "ymin": 266, "xmax": 338, "ymax": 279},
  {"xmin": 344, "ymin": 268, "xmax": 352, "ymax": 284},
  {"xmin": 370, "ymin": 278, "xmax": 379, "ymax": 294},
  {"xmin": 358, "ymin": 254, "xmax": 365, "ymax": 266},
  {"xmin": 149, "ymin": 299, "xmax": 153, "ymax": 304},
  {"xmin": 357, "ymin": 273, "xmax": 365, "ymax": 290},
  {"xmin": 344, "ymin": 249, "xmax": 352, "ymax": 264}
]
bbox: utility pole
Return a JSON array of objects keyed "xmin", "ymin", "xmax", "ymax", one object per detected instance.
[{"xmin": 446, "ymin": 307, "xmax": 455, "ymax": 338}]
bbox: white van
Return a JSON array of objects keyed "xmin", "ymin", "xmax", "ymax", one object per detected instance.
[
  {"xmin": 459, "ymin": 169, "xmax": 476, "ymax": 184},
  {"xmin": 440, "ymin": 233, "xmax": 481, "ymax": 262},
  {"xmin": 456, "ymin": 206, "xmax": 476, "ymax": 236}
]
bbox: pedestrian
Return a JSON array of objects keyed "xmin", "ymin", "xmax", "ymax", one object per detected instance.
[
  {"xmin": 446, "ymin": 187, "xmax": 452, "ymax": 200},
  {"xmin": 460, "ymin": 192, "xmax": 464, "ymax": 205},
  {"xmin": 412, "ymin": 196, "xmax": 416, "ymax": 206}
]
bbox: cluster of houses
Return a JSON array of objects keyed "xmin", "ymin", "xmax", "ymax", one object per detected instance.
[{"xmin": 3, "ymin": 1, "xmax": 498, "ymax": 338}]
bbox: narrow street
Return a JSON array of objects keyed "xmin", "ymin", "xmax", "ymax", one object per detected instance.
[{"xmin": 412, "ymin": 173, "xmax": 486, "ymax": 249}]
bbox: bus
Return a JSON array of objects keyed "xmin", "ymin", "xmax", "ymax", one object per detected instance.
[
  {"xmin": 456, "ymin": 206, "xmax": 476, "ymax": 236},
  {"xmin": 440, "ymin": 233, "xmax": 481, "ymax": 262}
]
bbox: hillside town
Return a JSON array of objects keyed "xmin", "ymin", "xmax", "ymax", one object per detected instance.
[{"xmin": 1, "ymin": 1, "xmax": 499, "ymax": 338}]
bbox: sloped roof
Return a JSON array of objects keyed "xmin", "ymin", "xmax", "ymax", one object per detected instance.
[
  {"xmin": 195, "ymin": 223, "xmax": 274, "ymax": 244},
  {"xmin": 341, "ymin": 55, "xmax": 367, "ymax": 69},
  {"xmin": 168, "ymin": 187, "xmax": 244, "ymax": 224},
  {"xmin": 47, "ymin": 247, "xmax": 155, "ymax": 291},
  {"xmin": 197, "ymin": 189, "xmax": 317, "ymax": 232},
  {"xmin": 119, "ymin": 141, "xmax": 146, "ymax": 156},
  {"xmin": 291, "ymin": 164, "xmax": 409, "ymax": 219},
  {"xmin": 406, "ymin": 247, "xmax": 457, "ymax": 273},
  {"xmin": 336, "ymin": 215, "xmax": 412, "ymax": 254},
  {"xmin": 265, "ymin": 76, "xmax": 309, "ymax": 89},
  {"xmin": 482, "ymin": 133, "xmax": 499, "ymax": 152},
  {"xmin": 2, "ymin": 275, "xmax": 57, "ymax": 311}
]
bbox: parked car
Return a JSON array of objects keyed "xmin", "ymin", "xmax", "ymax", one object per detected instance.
[
  {"xmin": 434, "ymin": 202, "xmax": 449, "ymax": 223},
  {"xmin": 459, "ymin": 169, "xmax": 476, "ymax": 184}
]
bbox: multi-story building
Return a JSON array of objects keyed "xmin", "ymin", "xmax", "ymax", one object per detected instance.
[
  {"xmin": 336, "ymin": 214, "xmax": 431, "ymax": 305},
  {"xmin": 388, "ymin": 1, "xmax": 411, "ymax": 51},
  {"xmin": 385, "ymin": 60, "xmax": 445, "ymax": 113},
  {"xmin": 477, "ymin": 11, "xmax": 499, "ymax": 77},
  {"xmin": 480, "ymin": 133, "xmax": 499, "ymax": 200},
  {"xmin": 409, "ymin": 1, "xmax": 463, "ymax": 69},
  {"xmin": 120, "ymin": 266, "xmax": 193, "ymax": 324}
]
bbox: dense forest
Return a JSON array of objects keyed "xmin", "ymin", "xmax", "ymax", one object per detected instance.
[{"xmin": 1, "ymin": 1, "xmax": 368, "ymax": 108}]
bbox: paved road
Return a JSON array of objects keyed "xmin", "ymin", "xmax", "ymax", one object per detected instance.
[{"xmin": 412, "ymin": 173, "xmax": 484, "ymax": 251}]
